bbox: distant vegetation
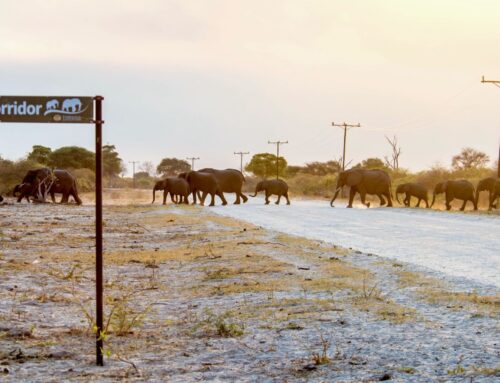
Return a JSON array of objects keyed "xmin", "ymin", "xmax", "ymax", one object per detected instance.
[{"xmin": 0, "ymin": 145, "xmax": 496, "ymax": 203}]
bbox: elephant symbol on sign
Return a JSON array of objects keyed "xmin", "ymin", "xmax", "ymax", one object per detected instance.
[
  {"xmin": 62, "ymin": 98, "xmax": 82, "ymax": 113},
  {"xmin": 46, "ymin": 99, "xmax": 59, "ymax": 110}
]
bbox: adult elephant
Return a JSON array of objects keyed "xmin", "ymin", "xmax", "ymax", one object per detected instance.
[
  {"xmin": 330, "ymin": 169, "xmax": 392, "ymax": 208},
  {"xmin": 395, "ymin": 182, "xmax": 429, "ymax": 208},
  {"xmin": 431, "ymin": 180, "xmax": 476, "ymax": 211},
  {"xmin": 178, "ymin": 171, "xmax": 227, "ymax": 207},
  {"xmin": 250, "ymin": 179, "xmax": 290, "ymax": 205},
  {"xmin": 15, "ymin": 168, "xmax": 82, "ymax": 205},
  {"xmin": 475, "ymin": 177, "xmax": 499, "ymax": 210},
  {"xmin": 197, "ymin": 168, "xmax": 248, "ymax": 204}
]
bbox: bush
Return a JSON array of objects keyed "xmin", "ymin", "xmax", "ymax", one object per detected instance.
[
  {"xmin": 286, "ymin": 174, "xmax": 337, "ymax": 198},
  {"xmin": 71, "ymin": 168, "xmax": 96, "ymax": 193},
  {"xmin": 0, "ymin": 158, "xmax": 42, "ymax": 195}
]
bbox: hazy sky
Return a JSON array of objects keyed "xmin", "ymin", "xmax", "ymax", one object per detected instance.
[{"xmin": 1, "ymin": 0, "xmax": 499, "ymax": 174}]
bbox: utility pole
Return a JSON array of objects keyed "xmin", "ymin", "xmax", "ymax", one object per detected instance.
[
  {"xmin": 128, "ymin": 161, "xmax": 138, "ymax": 189},
  {"xmin": 234, "ymin": 151, "xmax": 249, "ymax": 173},
  {"xmin": 331, "ymin": 122, "xmax": 361, "ymax": 170},
  {"xmin": 186, "ymin": 157, "xmax": 200, "ymax": 170},
  {"xmin": 481, "ymin": 76, "xmax": 500, "ymax": 177},
  {"xmin": 268, "ymin": 140, "xmax": 288, "ymax": 179}
]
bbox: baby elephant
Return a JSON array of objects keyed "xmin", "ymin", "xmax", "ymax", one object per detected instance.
[
  {"xmin": 250, "ymin": 179, "xmax": 290, "ymax": 205},
  {"xmin": 395, "ymin": 182, "xmax": 429, "ymax": 208}
]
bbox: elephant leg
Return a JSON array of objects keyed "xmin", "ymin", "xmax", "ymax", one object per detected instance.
[
  {"xmin": 265, "ymin": 192, "xmax": 270, "ymax": 205},
  {"xmin": 471, "ymin": 197, "xmax": 478, "ymax": 211},
  {"xmin": 209, "ymin": 193, "xmax": 216, "ymax": 207},
  {"xmin": 200, "ymin": 191, "xmax": 207, "ymax": 205},
  {"xmin": 359, "ymin": 190, "xmax": 369, "ymax": 208},
  {"xmin": 218, "ymin": 192, "xmax": 228, "ymax": 206},
  {"xmin": 415, "ymin": 198, "xmax": 421, "ymax": 208},
  {"xmin": 385, "ymin": 191, "xmax": 393, "ymax": 207},
  {"xmin": 347, "ymin": 187, "xmax": 356, "ymax": 208},
  {"xmin": 276, "ymin": 194, "xmax": 281, "ymax": 205},
  {"xmin": 50, "ymin": 192, "xmax": 56, "ymax": 203},
  {"xmin": 234, "ymin": 193, "xmax": 241, "ymax": 205},
  {"xmin": 191, "ymin": 191, "xmax": 198, "ymax": 205},
  {"xmin": 71, "ymin": 190, "xmax": 82, "ymax": 205},
  {"xmin": 459, "ymin": 199, "xmax": 467, "ymax": 211},
  {"xmin": 241, "ymin": 192, "xmax": 248, "ymax": 203},
  {"xmin": 425, "ymin": 198, "xmax": 429, "ymax": 208},
  {"xmin": 285, "ymin": 192, "xmax": 290, "ymax": 205},
  {"xmin": 378, "ymin": 194, "xmax": 386, "ymax": 206},
  {"xmin": 163, "ymin": 191, "xmax": 167, "ymax": 205},
  {"xmin": 61, "ymin": 193, "xmax": 69, "ymax": 204}
]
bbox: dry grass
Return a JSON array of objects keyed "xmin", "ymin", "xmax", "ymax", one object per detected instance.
[{"xmin": 397, "ymin": 270, "xmax": 500, "ymax": 317}]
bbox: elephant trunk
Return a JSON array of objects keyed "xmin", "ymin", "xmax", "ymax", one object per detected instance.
[
  {"xmin": 430, "ymin": 192, "xmax": 437, "ymax": 208},
  {"xmin": 396, "ymin": 192, "xmax": 401, "ymax": 205},
  {"xmin": 474, "ymin": 188, "xmax": 480, "ymax": 208},
  {"xmin": 250, "ymin": 189, "xmax": 259, "ymax": 197},
  {"xmin": 152, "ymin": 187, "xmax": 157, "ymax": 203},
  {"xmin": 330, "ymin": 187, "xmax": 341, "ymax": 207}
]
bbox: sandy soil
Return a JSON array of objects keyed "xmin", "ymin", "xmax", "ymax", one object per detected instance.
[{"xmin": 0, "ymin": 192, "xmax": 499, "ymax": 382}]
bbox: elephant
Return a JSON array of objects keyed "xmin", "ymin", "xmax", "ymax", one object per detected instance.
[
  {"xmin": 46, "ymin": 99, "xmax": 59, "ymax": 110},
  {"xmin": 395, "ymin": 182, "xmax": 429, "ymax": 208},
  {"xmin": 197, "ymin": 168, "xmax": 248, "ymax": 204},
  {"xmin": 62, "ymin": 98, "xmax": 82, "ymax": 113},
  {"xmin": 250, "ymin": 179, "xmax": 290, "ymax": 205},
  {"xmin": 178, "ymin": 171, "xmax": 227, "ymax": 206},
  {"xmin": 330, "ymin": 169, "xmax": 392, "ymax": 208},
  {"xmin": 152, "ymin": 178, "xmax": 190, "ymax": 205},
  {"xmin": 475, "ymin": 177, "xmax": 499, "ymax": 210},
  {"xmin": 431, "ymin": 180, "xmax": 477, "ymax": 211},
  {"xmin": 15, "ymin": 168, "xmax": 82, "ymax": 205}
]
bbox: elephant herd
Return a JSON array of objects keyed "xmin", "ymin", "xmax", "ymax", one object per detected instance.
[
  {"xmin": 329, "ymin": 168, "xmax": 500, "ymax": 211},
  {"xmin": 10, "ymin": 168, "xmax": 82, "ymax": 205},
  {"xmin": 152, "ymin": 168, "xmax": 290, "ymax": 206},
  {"xmin": 2, "ymin": 166, "xmax": 498, "ymax": 212}
]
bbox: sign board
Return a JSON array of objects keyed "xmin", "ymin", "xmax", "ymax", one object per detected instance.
[{"xmin": 0, "ymin": 96, "xmax": 94, "ymax": 123}]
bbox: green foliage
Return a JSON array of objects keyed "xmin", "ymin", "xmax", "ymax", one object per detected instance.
[
  {"xmin": 103, "ymin": 145, "xmax": 124, "ymax": 177},
  {"xmin": 0, "ymin": 158, "xmax": 42, "ymax": 194},
  {"xmin": 286, "ymin": 174, "xmax": 337, "ymax": 197},
  {"xmin": 48, "ymin": 146, "xmax": 95, "ymax": 170},
  {"xmin": 245, "ymin": 153, "xmax": 287, "ymax": 179},
  {"xmin": 452, "ymin": 147, "xmax": 489, "ymax": 170},
  {"xmin": 156, "ymin": 157, "xmax": 191, "ymax": 177},
  {"xmin": 353, "ymin": 157, "xmax": 389, "ymax": 170},
  {"xmin": 72, "ymin": 168, "xmax": 95, "ymax": 192},
  {"xmin": 27, "ymin": 145, "xmax": 52, "ymax": 165}
]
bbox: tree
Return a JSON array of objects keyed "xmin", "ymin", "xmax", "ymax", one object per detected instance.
[
  {"xmin": 354, "ymin": 157, "xmax": 388, "ymax": 170},
  {"xmin": 452, "ymin": 147, "xmax": 489, "ymax": 170},
  {"xmin": 384, "ymin": 135, "xmax": 402, "ymax": 170},
  {"xmin": 103, "ymin": 144, "xmax": 124, "ymax": 177},
  {"xmin": 301, "ymin": 161, "xmax": 341, "ymax": 176},
  {"xmin": 156, "ymin": 158, "xmax": 191, "ymax": 177},
  {"xmin": 245, "ymin": 153, "xmax": 287, "ymax": 178},
  {"xmin": 48, "ymin": 146, "xmax": 95, "ymax": 170},
  {"xmin": 140, "ymin": 161, "xmax": 155, "ymax": 176},
  {"xmin": 27, "ymin": 145, "xmax": 52, "ymax": 165}
]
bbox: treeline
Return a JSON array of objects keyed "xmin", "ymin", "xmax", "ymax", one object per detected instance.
[{"xmin": 0, "ymin": 144, "xmax": 496, "ymax": 199}]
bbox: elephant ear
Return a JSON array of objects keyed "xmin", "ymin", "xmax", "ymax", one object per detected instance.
[{"xmin": 346, "ymin": 170, "xmax": 363, "ymax": 186}]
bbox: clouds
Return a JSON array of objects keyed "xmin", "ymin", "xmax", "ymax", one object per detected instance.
[{"xmin": 0, "ymin": 1, "xmax": 499, "ymax": 171}]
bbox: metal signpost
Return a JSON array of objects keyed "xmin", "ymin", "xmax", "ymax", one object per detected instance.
[{"xmin": 0, "ymin": 95, "xmax": 105, "ymax": 366}]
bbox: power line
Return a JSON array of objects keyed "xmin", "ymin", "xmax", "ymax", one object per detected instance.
[
  {"xmin": 331, "ymin": 122, "xmax": 361, "ymax": 170},
  {"xmin": 481, "ymin": 75, "xmax": 500, "ymax": 177},
  {"xmin": 186, "ymin": 157, "xmax": 200, "ymax": 170},
  {"xmin": 128, "ymin": 161, "xmax": 138, "ymax": 189},
  {"xmin": 268, "ymin": 140, "xmax": 288, "ymax": 179},
  {"xmin": 234, "ymin": 151, "xmax": 249, "ymax": 173}
]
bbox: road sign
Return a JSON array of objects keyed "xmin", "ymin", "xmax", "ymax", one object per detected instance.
[
  {"xmin": 0, "ymin": 96, "xmax": 94, "ymax": 123},
  {"xmin": 0, "ymin": 95, "xmax": 105, "ymax": 366}
]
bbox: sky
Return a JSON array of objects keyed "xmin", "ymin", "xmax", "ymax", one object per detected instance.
[{"xmin": 0, "ymin": 0, "xmax": 499, "ymax": 174}]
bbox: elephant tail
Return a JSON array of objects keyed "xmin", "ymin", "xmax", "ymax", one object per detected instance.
[{"xmin": 72, "ymin": 180, "xmax": 82, "ymax": 205}]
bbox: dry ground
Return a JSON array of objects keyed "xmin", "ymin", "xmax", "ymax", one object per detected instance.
[{"xmin": 0, "ymin": 190, "xmax": 499, "ymax": 382}]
